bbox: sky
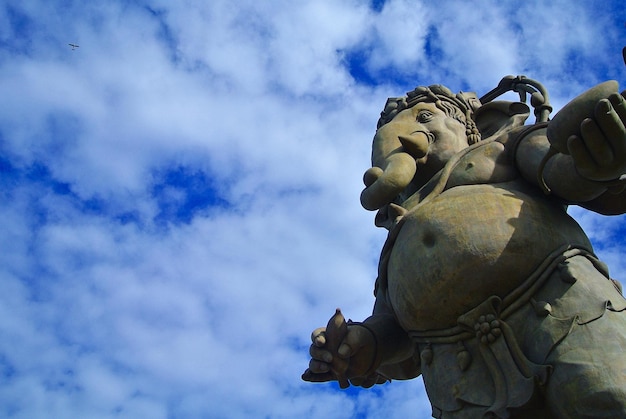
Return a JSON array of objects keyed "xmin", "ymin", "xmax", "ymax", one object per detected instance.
[{"xmin": 0, "ymin": 1, "xmax": 625, "ymax": 418}]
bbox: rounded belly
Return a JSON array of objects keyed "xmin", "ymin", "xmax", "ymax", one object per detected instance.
[{"xmin": 387, "ymin": 183, "xmax": 591, "ymax": 331}]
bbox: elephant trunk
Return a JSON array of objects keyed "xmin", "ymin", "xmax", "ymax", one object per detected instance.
[
  {"xmin": 360, "ymin": 152, "xmax": 417, "ymax": 210},
  {"xmin": 360, "ymin": 131, "xmax": 430, "ymax": 211}
]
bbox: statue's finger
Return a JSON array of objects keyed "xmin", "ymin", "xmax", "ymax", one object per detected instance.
[
  {"xmin": 607, "ymin": 93, "xmax": 626, "ymax": 156},
  {"xmin": 308, "ymin": 358, "xmax": 330, "ymax": 373},
  {"xmin": 337, "ymin": 342, "xmax": 353, "ymax": 359},
  {"xmin": 609, "ymin": 92, "xmax": 626, "ymax": 119},
  {"xmin": 301, "ymin": 368, "xmax": 335, "ymax": 383},
  {"xmin": 376, "ymin": 374, "xmax": 389, "ymax": 384},
  {"xmin": 594, "ymin": 99, "xmax": 625, "ymax": 151},
  {"xmin": 311, "ymin": 327, "xmax": 326, "ymax": 346},
  {"xmin": 357, "ymin": 375, "xmax": 377, "ymax": 388},
  {"xmin": 580, "ymin": 117, "xmax": 614, "ymax": 164},
  {"xmin": 349, "ymin": 376, "xmax": 364, "ymax": 386},
  {"xmin": 567, "ymin": 134, "xmax": 597, "ymax": 177},
  {"xmin": 309, "ymin": 345, "xmax": 333, "ymax": 363}
]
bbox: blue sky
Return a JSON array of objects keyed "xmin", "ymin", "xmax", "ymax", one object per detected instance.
[{"xmin": 0, "ymin": 1, "xmax": 624, "ymax": 418}]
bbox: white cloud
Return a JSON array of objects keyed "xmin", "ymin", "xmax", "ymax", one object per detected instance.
[
  {"xmin": 427, "ymin": 2, "xmax": 522, "ymax": 86},
  {"xmin": 366, "ymin": 0, "xmax": 430, "ymax": 72}
]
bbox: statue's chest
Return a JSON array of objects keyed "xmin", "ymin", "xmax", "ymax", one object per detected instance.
[
  {"xmin": 400, "ymin": 139, "xmax": 516, "ymax": 210},
  {"xmin": 386, "ymin": 183, "xmax": 591, "ymax": 331}
]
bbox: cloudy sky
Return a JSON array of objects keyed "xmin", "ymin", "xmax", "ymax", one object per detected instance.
[{"xmin": 0, "ymin": 1, "xmax": 625, "ymax": 418}]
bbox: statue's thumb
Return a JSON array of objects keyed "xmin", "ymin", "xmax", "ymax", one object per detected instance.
[{"xmin": 325, "ymin": 309, "xmax": 350, "ymax": 388}]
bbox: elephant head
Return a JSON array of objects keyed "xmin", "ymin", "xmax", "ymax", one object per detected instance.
[
  {"xmin": 360, "ymin": 112, "xmax": 429, "ymax": 211},
  {"xmin": 360, "ymin": 86, "xmax": 483, "ymax": 211},
  {"xmin": 360, "ymin": 85, "xmax": 531, "ymax": 212}
]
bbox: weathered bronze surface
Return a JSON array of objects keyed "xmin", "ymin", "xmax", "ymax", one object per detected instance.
[{"xmin": 303, "ymin": 76, "xmax": 626, "ymax": 418}]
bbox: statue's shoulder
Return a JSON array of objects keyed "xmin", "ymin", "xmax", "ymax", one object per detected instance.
[
  {"xmin": 473, "ymin": 101, "xmax": 530, "ymax": 139},
  {"xmin": 471, "ymin": 99, "xmax": 544, "ymax": 162},
  {"xmin": 445, "ymin": 136, "xmax": 520, "ymax": 190}
]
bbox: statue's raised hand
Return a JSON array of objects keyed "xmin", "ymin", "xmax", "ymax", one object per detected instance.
[
  {"xmin": 567, "ymin": 92, "xmax": 626, "ymax": 182},
  {"xmin": 301, "ymin": 314, "xmax": 385, "ymax": 388}
]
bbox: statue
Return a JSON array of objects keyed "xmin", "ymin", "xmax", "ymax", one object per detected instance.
[{"xmin": 302, "ymin": 75, "xmax": 626, "ymax": 418}]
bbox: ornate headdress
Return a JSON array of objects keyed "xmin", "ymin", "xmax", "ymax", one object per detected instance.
[{"xmin": 377, "ymin": 84, "xmax": 483, "ymax": 144}]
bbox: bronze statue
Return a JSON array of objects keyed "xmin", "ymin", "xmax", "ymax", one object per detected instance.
[{"xmin": 303, "ymin": 76, "xmax": 626, "ymax": 418}]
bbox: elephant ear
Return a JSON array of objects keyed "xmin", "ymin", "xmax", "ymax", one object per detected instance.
[{"xmin": 472, "ymin": 101, "xmax": 530, "ymax": 139}]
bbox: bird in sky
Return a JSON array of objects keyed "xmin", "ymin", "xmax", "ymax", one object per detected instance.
[{"xmin": 69, "ymin": 43, "xmax": 79, "ymax": 50}]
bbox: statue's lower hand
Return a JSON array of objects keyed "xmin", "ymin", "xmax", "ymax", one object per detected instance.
[
  {"xmin": 568, "ymin": 92, "xmax": 626, "ymax": 182},
  {"xmin": 302, "ymin": 323, "xmax": 386, "ymax": 388}
]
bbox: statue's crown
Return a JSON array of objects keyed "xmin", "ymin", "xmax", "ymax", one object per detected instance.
[
  {"xmin": 377, "ymin": 84, "xmax": 482, "ymax": 144},
  {"xmin": 377, "ymin": 84, "xmax": 481, "ymax": 128}
]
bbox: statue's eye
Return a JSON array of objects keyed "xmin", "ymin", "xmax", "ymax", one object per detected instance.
[{"xmin": 417, "ymin": 111, "xmax": 433, "ymax": 123}]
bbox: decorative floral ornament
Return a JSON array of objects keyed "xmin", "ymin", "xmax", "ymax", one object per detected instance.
[{"xmin": 474, "ymin": 314, "xmax": 502, "ymax": 345}]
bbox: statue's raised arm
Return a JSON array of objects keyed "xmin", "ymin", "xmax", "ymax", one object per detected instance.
[{"xmin": 516, "ymin": 80, "xmax": 626, "ymax": 214}]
